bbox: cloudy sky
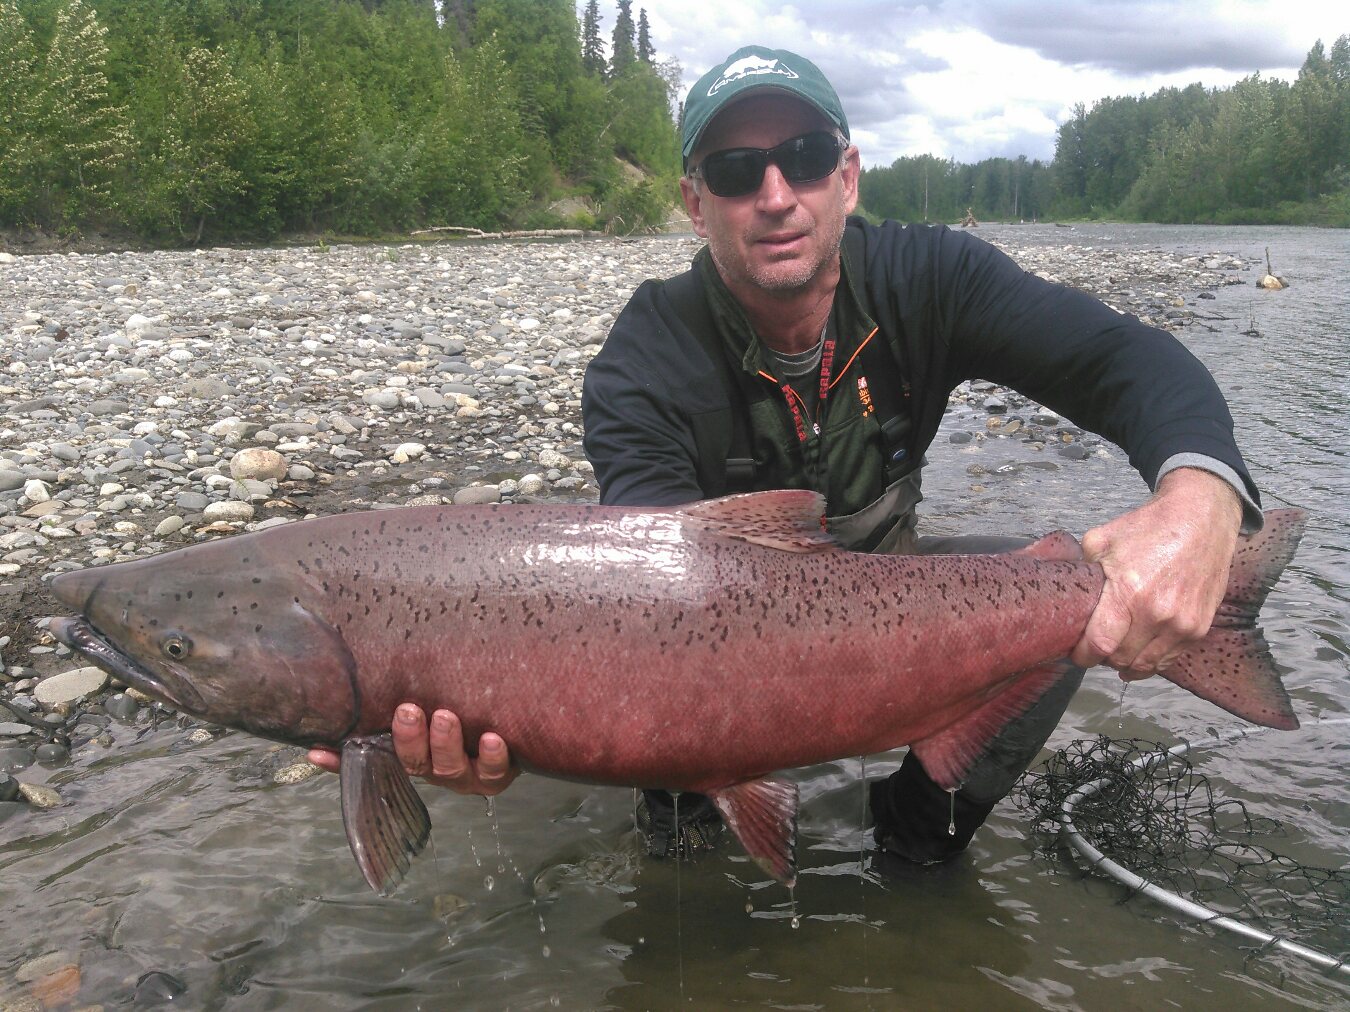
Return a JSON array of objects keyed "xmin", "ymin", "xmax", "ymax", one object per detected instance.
[{"xmin": 584, "ymin": 1, "xmax": 1346, "ymax": 168}]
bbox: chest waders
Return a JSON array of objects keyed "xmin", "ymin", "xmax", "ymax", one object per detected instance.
[{"xmin": 662, "ymin": 228, "xmax": 924, "ymax": 554}]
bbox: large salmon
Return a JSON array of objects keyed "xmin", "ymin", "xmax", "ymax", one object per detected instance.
[{"xmin": 48, "ymin": 491, "xmax": 1305, "ymax": 893}]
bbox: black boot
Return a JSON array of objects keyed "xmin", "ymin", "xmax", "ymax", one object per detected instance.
[{"xmin": 635, "ymin": 789, "xmax": 724, "ymax": 858}]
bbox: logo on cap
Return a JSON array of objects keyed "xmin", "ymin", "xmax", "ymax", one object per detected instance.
[{"xmin": 708, "ymin": 55, "xmax": 799, "ymax": 96}]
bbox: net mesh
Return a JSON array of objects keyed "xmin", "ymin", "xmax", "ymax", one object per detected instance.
[{"xmin": 1012, "ymin": 735, "xmax": 1349, "ymax": 961}]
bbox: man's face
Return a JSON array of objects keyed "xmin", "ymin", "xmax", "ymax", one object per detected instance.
[{"xmin": 681, "ymin": 94, "xmax": 859, "ymax": 297}]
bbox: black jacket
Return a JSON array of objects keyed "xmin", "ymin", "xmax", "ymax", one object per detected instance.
[{"xmin": 583, "ymin": 217, "xmax": 1257, "ymax": 512}]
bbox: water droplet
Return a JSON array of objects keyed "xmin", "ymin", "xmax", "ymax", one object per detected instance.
[
  {"xmin": 791, "ymin": 915, "xmax": 801, "ymax": 929},
  {"xmin": 483, "ymin": 875, "xmax": 495, "ymax": 891},
  {"xmin": 541, "ymin": 944, "xmax": 551, "ymax": 958},
  {"xmin": 745, "ymin": 901, "xmax": 753, "ymax": 914},
  {"xmin": 947, "ymin": 787, "xmax": 957, "ymax": 836}
]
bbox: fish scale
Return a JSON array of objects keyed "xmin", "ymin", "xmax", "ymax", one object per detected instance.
[{"xmin": 48, "ymin": 490, "xmax": 1306, "ymax": 893}]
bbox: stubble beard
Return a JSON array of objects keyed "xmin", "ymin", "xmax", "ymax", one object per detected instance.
[{"xmin": 710, "ymin": 211, "xmax": 846, "ymax": 297}]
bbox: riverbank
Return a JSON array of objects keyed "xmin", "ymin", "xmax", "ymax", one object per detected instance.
[{"xmin": 0, "ymin": 231, "xmax": 1259, "ymax": 800}]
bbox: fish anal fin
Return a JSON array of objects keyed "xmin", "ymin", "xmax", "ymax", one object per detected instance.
[
  {"xmin": 709, "ymin": 778, "xmax": 799, "ymax": 886},
  {"xmin": 680, "ymin": 491, "xmax": 837, "ymax": 554},
  {"xmin": 910, "ymin": 659, "xmax": 1075, "ymax": 790},
  {"xmin": 340, "ymin": 734, "xmax": 432, "ymax": 895},
  {"xmin": 1013, "ymin": 530, "xmax": 1083, "ymax": 562}
]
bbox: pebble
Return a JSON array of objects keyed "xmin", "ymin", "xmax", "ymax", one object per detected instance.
[{"xmin": 105, "ymin": 693, "xmax": 139, "ymax": 720}]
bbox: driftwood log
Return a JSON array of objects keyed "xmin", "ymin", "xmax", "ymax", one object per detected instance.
[{"xmin": 408, "ymin": 226, "xmax": 595, "ymax": 239}]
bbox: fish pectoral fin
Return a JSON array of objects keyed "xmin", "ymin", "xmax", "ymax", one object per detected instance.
[
  {"xmin": 680, "ymin": 490, "xmax": 838, "ymax": 554},
  {"xmin": 339, "ymin": 734, "xmax": 432, "ymax": 895},
  {"xmin": 910, "ymin": 659, "xmax": 1075, "ymax": 790},
  {"xmin": 708, "ymin": 778, "xmax": 799, "ymax": 886}
]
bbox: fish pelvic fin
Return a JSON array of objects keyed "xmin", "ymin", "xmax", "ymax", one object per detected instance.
[
  {"xmin": 680, "ymin": 490, "xmax": 838, "ymax": 553},
  {"xmin": 340, "ymin": 734, "xmax": 432, "ymax": 895},
  {"xmin": 1160, "ymin": 508, "xmax": 1307, "ymax": 730},
  {"xmin": 910, "ymin": 659, "xmax": 1077, "ymax": 791},
  {"xmin": 709, "ymin": 778, "xmax": 800, "ymax": 886},
  {"xmin": 1013, "ymin": 529, "xmax": 1084, "ymax": 561}
]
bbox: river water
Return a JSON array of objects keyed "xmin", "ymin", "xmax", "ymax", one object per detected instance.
[{"xmin": 2, "ymin": 223, "xmax": 1346, "ymax": 1009}]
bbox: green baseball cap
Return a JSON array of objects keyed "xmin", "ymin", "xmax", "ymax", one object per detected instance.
[{"xmin": 682, "ymin": 46, "xmax": 849, "ymax": 169}]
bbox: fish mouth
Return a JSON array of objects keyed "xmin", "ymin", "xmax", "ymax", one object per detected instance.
[{"xmin": 48, "ymin": 615, "xmax": 205, "ymax": 712}]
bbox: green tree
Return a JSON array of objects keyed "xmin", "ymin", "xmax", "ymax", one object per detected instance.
[
  {"xmin": 611, "ymin": 0, "xmax": 635, "ymax": 75},
  {"xmin": 637, "ymin": 7, "xmax": 653, "ymax": 63},
  {"xmin": 131, "ymin": 47, "xmax": 259, "ymax": 240},
  {"xmin": 0, "ymin": 2, "xmax": 41, "ymax": 220},
  {"xmin": 27, "ymin": 0, "xmax": 130, "ymax": 222},
  {"xmin": 581, "ymin": 0, "xmax": 604, "ymax": 77}
]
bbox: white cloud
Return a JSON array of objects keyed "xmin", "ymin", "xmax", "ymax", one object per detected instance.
[{"xmin": 583, "ymin": 1, "xmax": 1346, "ymax": 166}]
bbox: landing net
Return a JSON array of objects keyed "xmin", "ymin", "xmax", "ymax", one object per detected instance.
[{"xmin": 1011, "ymin": 721, "xmax": 1350, "ymax": 976}]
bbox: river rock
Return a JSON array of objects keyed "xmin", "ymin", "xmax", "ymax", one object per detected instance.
[
  {"xmin": 33, "ymin": 666, "xmax": 109, "ymax": 706},
  {"xmin": 17, "ymin": 782, "xmax": 62, "ymax": 808},
  {"xmin": 229, "ymin": 447, "xmax": 288, "ymax": 481}
]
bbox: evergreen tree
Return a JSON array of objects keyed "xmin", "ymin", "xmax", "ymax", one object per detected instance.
[
  {"xmin": 611, "ymin": 0, "xmax": 635, "ymax": 75},
  {"xmin": 581, "ymin": 0, "xmax": 604, "ymax": 77},
  {"xmin": 637, "ymin": 8, "xmax": 654, "ymax": 64}
]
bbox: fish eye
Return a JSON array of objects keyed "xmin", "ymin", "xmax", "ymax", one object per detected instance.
[{"xmin": 161, "ymin": 634, "xmax": 193, "ymax": 660}]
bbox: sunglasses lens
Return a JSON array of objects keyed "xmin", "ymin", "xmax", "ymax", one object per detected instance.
[
  {"xmin": 781, "ymin": 133, "xmax": 841, "ymax": 183},
  {"xmin": 699, "ymin": 133, "xmax": 841, "ymax": 198},
  {"xmin": 702, "ymin": 150, "xmax": 766, "ymax": 198}
]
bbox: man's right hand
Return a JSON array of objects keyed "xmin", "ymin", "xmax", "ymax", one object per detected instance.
[{"xmin": 306, "ymin": 704, "xmax": 518, "ymax": 797}]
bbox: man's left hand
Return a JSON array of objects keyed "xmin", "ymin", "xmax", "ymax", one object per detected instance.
[{"xmin": 1070, "ymin": 467, "xmax": 1244, "ymax": 678}]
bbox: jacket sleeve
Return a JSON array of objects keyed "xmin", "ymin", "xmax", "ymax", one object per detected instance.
[
  {"xmin": 581, "ymin": 281, "xmax": 706, "ymax": 508},
  {"xmin": 873, "ymin": 222, "xmax": 1260, "ymax": 510}
]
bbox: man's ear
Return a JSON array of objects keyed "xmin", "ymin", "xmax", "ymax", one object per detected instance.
[
  {"xmin": 841, "ymin": 146, "xmax": 861, "ymax": 215},
  {"xmin": 680, "ymin": 176, "xmax": 709, "ymax": 238}
]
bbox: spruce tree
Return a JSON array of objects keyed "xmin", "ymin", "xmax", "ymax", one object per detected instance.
[
  {"xmin": 611, "ymin": 0, "xmax": 635, "ymax": 75},
  {"xmin": 582, "ymin": 0, "xmax": 604, "ymax": 77},
  {"xmin": 637, "ymin": 8, "xmax": 654, "ymax": 64}
]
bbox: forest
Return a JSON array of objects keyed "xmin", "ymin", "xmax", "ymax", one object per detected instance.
[
  {"xmin": 0, "ymin": 0, "xmax": 680, "ymax": 242},
  {"xmin": 861, "ymin": 36, "xmax": 1350, "ymax": 227},
  {"xmin": 2, "ymin": 1, "xmax": 1346, "ymax": 243}
]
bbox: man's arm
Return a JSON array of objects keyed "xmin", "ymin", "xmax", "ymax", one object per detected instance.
[{"xmin": 1070, "ymin": 467, "xmax": 1243, "ymax": 676}]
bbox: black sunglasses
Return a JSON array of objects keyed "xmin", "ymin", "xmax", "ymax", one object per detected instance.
[{"xmin": 694, "ymin": 131, "xmax": 846, "ymax": 198}]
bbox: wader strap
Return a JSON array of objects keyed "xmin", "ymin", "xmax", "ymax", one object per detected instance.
[{"xmin": 664, "ymin": 268, "xmax": 758, "ymax": 496}]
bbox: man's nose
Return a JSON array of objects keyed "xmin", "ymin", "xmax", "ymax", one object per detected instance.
[{"xmin": 755, "ymin": 162, "xmax": 798, "ymax": 213}]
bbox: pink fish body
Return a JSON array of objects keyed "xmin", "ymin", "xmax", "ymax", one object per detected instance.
[{"xmin": 49, "ymin": 491, "xmax": 1304, "ymax": 892}]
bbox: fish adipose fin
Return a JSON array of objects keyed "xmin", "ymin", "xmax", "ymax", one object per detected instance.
[
  {"xmin": 340, "ymin": 734, "xmax": 432, "ymax": 894},
  {"xmin": 910, "ymin": 659, "xmax": 1077, "ymax": 791},
  {"xmin": 1160, "ymin": 507, "xmax": 1306, "ymax": 730},
  {"xmin": 709, "ymin": 778, "xmax": 800, "ymax": 886},
  {"xmin": 681, "ymin": 490, "xmax": 838, "ymax": 554}
]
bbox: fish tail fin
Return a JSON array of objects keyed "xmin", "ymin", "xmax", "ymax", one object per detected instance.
[
  {"xmin": 340, "ymin": 734, "xmax": 432, "ymax": 894},
  {"xmin": 1160, "ymin": 508, "xmax": 1307, "ymax": 730},
  {"xmin": 709, "ymin": 778, "xmax": 799, "ymax": 886}
]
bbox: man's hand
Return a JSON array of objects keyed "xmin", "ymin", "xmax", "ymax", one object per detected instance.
[
  {"xmin": 1070, "ymin": 468, "xmax": 1244, "ymax": 678},
  {"xmin": 307, "ymin": 704, "xmax": 518, "ymax": 796}
]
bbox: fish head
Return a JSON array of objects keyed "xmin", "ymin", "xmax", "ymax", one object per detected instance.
[{"xmin": 48, "ymin": 541, "xmax": 360, "ymax": 747}]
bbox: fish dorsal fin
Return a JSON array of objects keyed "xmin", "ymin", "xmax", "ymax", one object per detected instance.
[
  {"xmin": 679, "ymin": 490, "xmax": 837, "ymax": 553},
  {"xmin": 708, "ymin": 777, "xmax": 800, "ymax": 886}
]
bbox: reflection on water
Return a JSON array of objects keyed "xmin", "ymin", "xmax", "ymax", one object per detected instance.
[{"xmin": 2, "ymin": 224, "xmax": 1347, "ymax": 1010}]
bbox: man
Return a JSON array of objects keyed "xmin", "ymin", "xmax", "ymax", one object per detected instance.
[{"xmin": 312, "ymin": 45, "xmax": 1258, "ymax": 865}]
